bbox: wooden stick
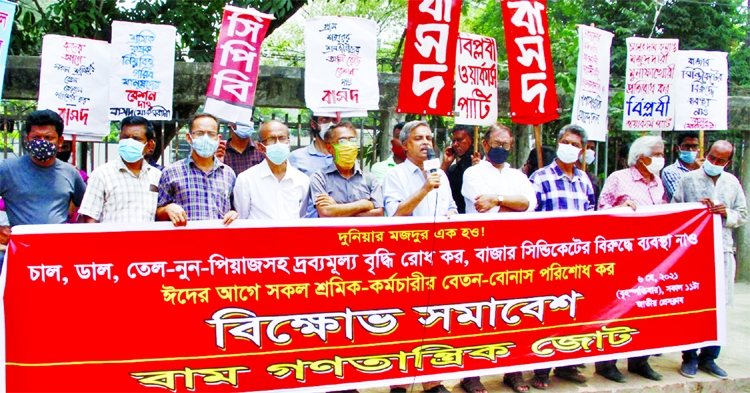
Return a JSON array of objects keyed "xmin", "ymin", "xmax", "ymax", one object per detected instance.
[
  {"xmin": 473, "ymin": 125, "xmax": 480, "ymax": 156},
  {"xmin": 71, "ymin": 134, "xmax": 77, "ymax": 166},
  {"xmin": 699, "ymin": 129, "xmax": 705, "ymax": 159},
  {"xmin": 534, "ymin": 124, "xmax": 543, "ymax": 170}
]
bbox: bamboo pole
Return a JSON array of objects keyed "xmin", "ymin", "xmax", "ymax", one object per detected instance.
[
  {"xmin": 699, "ymin": 129, "xmax": 705, "ymax": 159},
  {"xmin": 534, "ymin": 124, "xmax": 543, "ymax": 170}
]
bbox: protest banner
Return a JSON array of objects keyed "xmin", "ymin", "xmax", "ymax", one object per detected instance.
[
  {"xmin": 674, "ymin": 50, "xmax": 728, "ymax": 131},
  {"xmin": 205, "ymin": 5, "xmax": 273, "ymax": 125},
  {"xmin": 454, "ymin": 32, "xmax": 497, "ymax": 126},
  {"xmin": 108, "ymin": 21, "xmax": 176, "ymax": 122},
  {"xmin": 571, "ymin": 25, "xmax": 613, "ymax": 142},
  {"xmin": 501, "ymin": 0, "xmax": 559, "ymax": 125},
  {"xmin": 304, "ymin": 16, "xmax": 379, "ymax": 118},
  {"xmin": 0, "ymin": 0, "xmax": 16, "ymax": 101},
  {"xmin": 37, "ymin": 35, "xmax": 111, "ymax": 138},
  {"xmin": 623, "ymin": 37, "xmax": 679, "ymax": 131},
  {"xmin": 2, "ymin": 204, "xmax": 724, "ymax": 392},
  {"xmin": 397, "ymin": 0, "xmax": 462, "ymax": 116}
]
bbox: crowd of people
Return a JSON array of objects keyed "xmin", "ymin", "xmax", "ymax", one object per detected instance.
[{"xmin": 0, "ymin": 109, "xmax": 745, "ymax": 393}]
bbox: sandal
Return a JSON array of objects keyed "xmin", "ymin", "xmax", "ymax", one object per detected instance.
[
  {"xmin": 424, "ymin": 385, "xmax": 451, "ymax": 393},
  {"xmin": 503, "ymin": 372, "xmax": 530, "ymax": 393},
  {"xmin": 529, "ymin": 374, "xmax": 549, "ymax": 390},
  {"xmin": 554, "ymin": 366, "xmax": 588, "ymax": 383},
  {"xmin": 460, "ymin": 377, "xmax": 487, "ymax": 393}
]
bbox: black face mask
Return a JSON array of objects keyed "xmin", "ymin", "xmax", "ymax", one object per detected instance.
[
  {"xmin": 56, "ymin": 151, "xmax": 72, "ymax": 162},
  {"xmin": 487, "ymin": 146, "xmax": 509, "ymax": 165}
]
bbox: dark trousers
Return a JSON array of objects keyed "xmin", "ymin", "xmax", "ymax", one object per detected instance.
[
  {"xmin": 683, "ymin": 346, "xmax": 720, "ymax": 364},
  {"xmin": 595, "ymin": 355, "xmax": 649, "ymax": 371},
  {"xmin": 534, "ymin": 365, "xmax": 578, "ymax": 377}
]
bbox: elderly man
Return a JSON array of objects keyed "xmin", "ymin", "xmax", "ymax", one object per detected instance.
[
  {"xmin": 442, "ymin": 125, "xmax": 480, "ymax": 214},
  {"xmin": 673, "ymin": 140, "xmax": 747, "ymax": 379},
  {"xmin": 222, "ymin": 122, "xmax": 264, "ymax": 175},
  {"xmin": 370, "ymin": 122, "xmax": 406, "ymax": 182},
  {"xmin": 157, "ymin": 113, "xmax": 238, "ymax": 226},
  {"xmin": 383, "ymin": 120, "xmax": 457, "ymax": 218},
  {"xmin": 662, "ymin": 131, "xmax": 702, "ymax": 202},
  {"xmin": 310, "ymin": 121, "xmax": 383, "ymax": 218},
  {"xmin": 233, "ymin": 120, "xmax": 309, "ymax": 220},
  {"xmin": 529, "ymin": 124, "xmax": 595, "ymax": 389},
  {"xmin": 594, "ymin": 136, "xmax": 665, "ymax": 383},
  {"xmin": 462, "ymin": 122, "xmax": 535, "ymax": 393},
  {"xmin": 0, "ymin": 109, "xmax": 87, "ymax": 263},
  {"xmin": 78, "ymin": 116, "xmax": 162, "ymax": 223}
]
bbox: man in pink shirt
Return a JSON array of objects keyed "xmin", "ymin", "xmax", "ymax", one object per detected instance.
[{"xmin": 595, "ymin": 135, "xmax": 665, "ymax": 383}]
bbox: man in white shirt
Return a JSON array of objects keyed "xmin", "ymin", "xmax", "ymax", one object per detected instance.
[
  {"xmin": 462, "ymin": 123, "xmax": 536, "ymax": 214},
  {"xmin": 233, "ymin": 120, "xmax": 309, "ymax": 220},
  {"xmin": 383, "ymin": 120, "xmax": 457, "ymax": 218}
]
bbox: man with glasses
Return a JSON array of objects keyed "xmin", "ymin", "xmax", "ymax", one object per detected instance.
[
  {"xmin": 157, "ymin": 113, "xmax": 238, "ymax": 226},
  {"xmin": 308, "ymin": 121, "xmax": 383, "ymax": 219},
  {"xmin": 662, "ymin": 131, "xmax": 703, "ymax": 202},
  {"xmin": 234, "ymin": 120, "xmax": 309, "ymax": 220}
]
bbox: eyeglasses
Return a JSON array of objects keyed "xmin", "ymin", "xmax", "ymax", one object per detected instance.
[
  {"xmin": 262, "ymin": 136, "xmax": 290, "ymax": 145},
  {"xmin": 334, "ymin": 137, "xmax": 359, "ymax": 145},
  {"xmin": 680, "ymin": 143, "xmax": 700, "ymax": 151},
  {"xmin": 489, "ymin": 141, "xmax": 512, "ymax": 150},
  {"xmin": 191, "ymin": 130, "xmax": 218, "ymax": 138}
]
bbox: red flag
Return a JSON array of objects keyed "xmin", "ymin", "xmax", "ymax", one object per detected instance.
[
  {"xmin": 206, "ymin": 5, "xmax": 273, "ymax": 108},
  {"xmin": 397, "ymin": 0, "xmax": 462, "ymax": 116},
  {"xmin": 501, "ymin": 0, "xmax": 559, "ymax": 124}
]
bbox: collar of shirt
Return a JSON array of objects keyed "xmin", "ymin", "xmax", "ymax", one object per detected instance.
[
  {"xmin": 382, "ymin": 155, "xmax": 396, "ymax": 167},
  {"xmin": 226, "ymin": 138, "xmax": 258, "ymax": 154},
  {"xmin": 323, "ymin": 162, "xmax": 363, "ymax": 176},
  {"xmin": 258, "ymin": 158, "xmax": 295, "ymax": 181},
  {"xmin": 628, "ymin": 165, "xmax": 659, "ymax": 186},
  {"xmin": 673, "ymin": 158, "xmax": 691, "ymax": 172},
  {"xmin": 186, "ymin": 153, "xmax": 224, "ymax": 175},
  {"xmin": 115, "ymin": 157, "xmax": 152, "ymax": 178},
  {"xmin": 307, "ymin": 143, "xmax": 331, "ymax": 158},
  {"xmin": 480, "ymin": 158, "xmax": 513, "ymax": 172},
  {"xmin": 550, "ymin": 160, "xmax": 584, "ymax": 182},
  {"xmin": 404, "ymin": 157, "xmax": 424, "ymax": 175}
]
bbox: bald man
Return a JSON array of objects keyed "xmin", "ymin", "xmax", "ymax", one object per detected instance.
[{"xmin": 233, "ymin": 120, "xmax": 310, "ymax": 220}]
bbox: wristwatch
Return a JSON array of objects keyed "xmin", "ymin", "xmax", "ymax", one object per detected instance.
[{"xmin": 497, "ymin": 195, "xmax": 505, "ymax": 207}]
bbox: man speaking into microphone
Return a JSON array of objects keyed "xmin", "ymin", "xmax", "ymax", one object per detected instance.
[{"xmin": 383, "ymin": 120, "xmax": 458, "ymax": 220}]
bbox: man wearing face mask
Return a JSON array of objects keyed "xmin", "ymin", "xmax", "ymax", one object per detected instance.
[
  {"xmin": 77, "ymin": 116, "xmax": 161, "ymax": 223},
  {"xmin": 0, "ymin": 110, "xmax": 87, "ymax": 263},
  {"xmin": 370, "ymin": 122, "xmax": 406, "ymax": 182},
  {"xmin": 308, "ymin": 121, "xmax": 383, "ymax": 219},
  {"xmin": 594, "ymin": 136, "xmax": 665, "ymax": 383},
  {"xmin": 673, "ymin": 140, "xmax": 746, "ymax": 380},
  {"xmin": 662, "ymin": 131, "xmax": 702, "ymax": 202},
  {"xmin": 575, "ymin": 140, "xmax": 601, "ymax": 207},
  {"xmin": 234, "ymin": 120, "xmax": 309, "ymax": 220},
  {"xmin": 462, "ymin": 123, "xmax": 536, "ymax": 214},
  {"xmin": 222, "ymin": 122, "xmax": 264, "ymax": 175},
  {"xmin": 56, "ymin": 141, "xmax": 89, "ymax": 183},
  {"xmin": 289, "ymin": 115, "xmax": 335, "ymax": 176},
  {"xmin": 528, "ymin": 124, "xmax": 594, "ymax": 390},
  {"xmin": 157, "ymin": 113, "xmax": 238, "ymax": 226}
]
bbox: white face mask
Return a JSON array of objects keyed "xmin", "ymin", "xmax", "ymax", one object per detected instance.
[
  {"xmin": 557, "ymin": 143, "xmax": 582, "ymax": 164},
  {"xmin": 645, "ymin": 156, "xmax": 665, "ymax": 175},
  {"xmin": 579, "ymin": 149, "xmax": 596, "ymax": 165},
  {"xmin": 317, "ymin": 122, "xmax": 332, "ymax": 139}
]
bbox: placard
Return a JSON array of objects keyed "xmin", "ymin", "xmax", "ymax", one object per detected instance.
[
  {"xmin": 0, "ymin": 0, "xmax": 17, "ymax": 100},
  {"xmin": 571, "ymin": 25, "xmax": 613, "ymax": 142},
  {"xmin": 454, "ymin": 32, "xmax": 498, "ymax": 126},
  {"xmin": 674, "ymin": 50, "xmax": 728, "ymax": 131}
]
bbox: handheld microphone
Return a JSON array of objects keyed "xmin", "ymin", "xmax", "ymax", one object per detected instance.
[{"xmin": 424, "ymin": 147, "xmax": 440, "ymax": 174}]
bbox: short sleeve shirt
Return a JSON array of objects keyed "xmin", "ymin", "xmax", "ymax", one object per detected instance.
[{"xmin": 309, "ymin": 163, "xmax": 383, "ymax": 211}]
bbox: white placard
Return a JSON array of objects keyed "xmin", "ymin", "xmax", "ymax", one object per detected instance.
[
  {"xmin": 38, "ymin": 35, "xmax": 111, "ymax": 137},
  {"xmin": 622, "ymin": 37, "xmax": 679, "ymax": 131},
  {"xmin": 674, "ymin": 50, "xmax": 728, "ymax": 131},
  {"xmin": 454, "ymin": 32, "xmax": 497, "ymax": 126},
  {"xmin": 108, "ymin": 21, "xmax": 176, "ymax": 121},
  {"xmin": 571, "ymin": 25, "xmax": 613, "ymax": 142},
  {"xmin": 304, "ymin": 16, "xmax": 379, "ymax": 115}
]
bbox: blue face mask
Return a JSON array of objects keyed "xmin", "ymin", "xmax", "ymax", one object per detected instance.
[
  {"xmin": 679, "ymin": 150, "xmax": 698, "ymax": 164},
  {"xmin": 487, "ymin": 147, "xmax": 509, "ymax": 165},
  {"xmin": 234, "ymin": 125, "xmax": 253, "ymax": 139},
  {"xmin": 703, "ymin": 159, "xmax": 725, "ymax": 177},
  {"xmin": 265, "ymin": 142, "xmax": 290, "ymax": 165},
  {"xmin": 191, "ymin": 135, "xmax": 219, "ymax": 158},
  {"xmin": 118, "ymin": 138, "xmax": 145, "ymax": 163}
]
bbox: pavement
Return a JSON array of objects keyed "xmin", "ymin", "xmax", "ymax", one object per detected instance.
[{"xmin": 363, "ymin": 282, "xmax": 750, "ymax": 393}]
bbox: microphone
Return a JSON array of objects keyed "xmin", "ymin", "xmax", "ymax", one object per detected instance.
[{"xmin": 424, "ymin": 147, "xmax": 440, "ymax": 174}]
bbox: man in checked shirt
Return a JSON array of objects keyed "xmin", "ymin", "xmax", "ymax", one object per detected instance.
[{"xmin": 157, "ymin": 113, "xmax": 238, "ymax": 226}]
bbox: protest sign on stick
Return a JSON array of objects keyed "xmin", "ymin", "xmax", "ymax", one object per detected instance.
[
  {"xmin": 622, "ymin": 37, "xmax": 679, "ymax": 131},
  {"xmin": 0, "ymin": 0, "xmax": 16, "ymax": 101},
  {"xmin": 397, "ymin": 0, "xmax": 462, "ymax": 116},
  {"xmin": 305, "ymin": 16, "xmax": 379, "ymax": 118},
  {"xmin": 205, "ymin": 5, "xmax": 274, "ymax": 125},
  {"xmin": 108, "ymin": 21, "xmax": 176, "ymax": 122},
  {"xmin": 38, "ymin": 35, "xmax": 110, "ymax": 138},
  {"xmin": 571, "ymin": 25, "xmax": 613, "ymax": 142},
  {"xmin": 674, "ymin": 50, "xmax": 728, "ymax": 132},
  {"xmin": 454, "ymin": 32, "xmax": 498, "ymax": 126}
]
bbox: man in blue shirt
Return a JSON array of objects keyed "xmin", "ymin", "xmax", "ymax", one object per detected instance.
[{"xmin": 662, "ymin": 131, "xmax": 702, "ymax": 202}]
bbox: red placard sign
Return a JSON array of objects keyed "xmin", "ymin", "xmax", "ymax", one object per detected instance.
[
  {"xmin": 3, "ymin": 204, "xmax": 723, "ymax": 392},
  {"xmin": 501, "ymin": 0, "xmax": 559, "ymax": 124},
  {"xmin": 397, "ymin": 0, "xmax": 462, "ymax": 116},
  {"xmin": 206, "ymin": 5, "xmax": 273, "ymax": 108}
]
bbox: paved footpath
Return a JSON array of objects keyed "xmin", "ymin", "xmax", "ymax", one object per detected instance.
[{"xmin": 363, "ymin": 282, "xmax": 750, "ymax": 393}]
